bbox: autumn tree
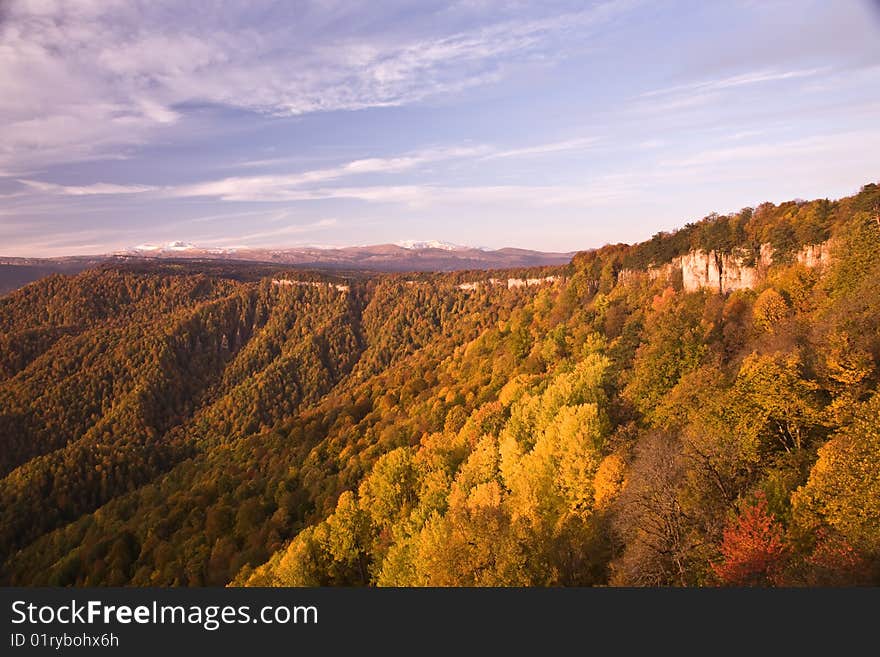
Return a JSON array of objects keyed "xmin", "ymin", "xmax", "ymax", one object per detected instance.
[
  {"xmin": 712, "ymin": 495, "xmax": 788, "ymax": 586},
  {"xmin": 792, "ymin": 394, "xmax": 880, "ymax": 563},
  {"xmin": 752, "ymin": 288, "xmax": 788, "ymax": 333},
  {"xmin": 732, "ymin": 352, "xmax": 822, "ymax": 453}
]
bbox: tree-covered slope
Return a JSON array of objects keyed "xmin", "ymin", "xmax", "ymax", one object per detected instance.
[{"xmin": 2, "ymin": 183, "xmax": 879, "ymax": 586}]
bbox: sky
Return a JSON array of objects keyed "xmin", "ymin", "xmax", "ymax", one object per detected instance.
[{"xmin": 1, "ymin": 0, "xmax": 880, "ymax": 257}]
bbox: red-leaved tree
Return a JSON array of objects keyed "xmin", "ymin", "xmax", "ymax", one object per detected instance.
[
  {"xmin": 804, "ymin": 530, "xmax": 869, "ymax": 586},
  {"xmin": 713, "ymin": 494, "xmax": 788, "ymax": 586}
]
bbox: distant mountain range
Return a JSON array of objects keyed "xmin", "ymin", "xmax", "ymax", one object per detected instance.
[
  {"xmin": 0, "ymin": 241, "xmax": 576, "ymax": 295},
  {"xmin": 127, "ymin": 239, "xmax": 491, "ymax": 253}
]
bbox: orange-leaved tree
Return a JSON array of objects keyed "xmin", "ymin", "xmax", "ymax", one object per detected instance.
[{"xmin": 713, "ymin": 494, "xmax": 788, "ymax": 586}]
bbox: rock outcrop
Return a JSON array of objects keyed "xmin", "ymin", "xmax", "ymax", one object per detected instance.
[
  {"xmin": 675, "ymin": 244, "xmax": 773, "ymax": 293},
  {"xmin": 796, "ymin": 241, "xmax": 833, "ymax": 269},
  {"xmin": 456, "ymin": 275, "xmax": 562, "ymax": 291},
  {"xmin": 272, "ymin": 279, "xmax": 350, "ymax": 293},
  {"xmin": 618, "ymin": 240, "xmax": 832, "ymax": 294}
]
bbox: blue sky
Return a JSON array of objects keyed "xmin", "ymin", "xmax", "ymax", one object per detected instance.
[{"xmin": 1, "ymin": 0, "xmax": 879, "ymax": 256}]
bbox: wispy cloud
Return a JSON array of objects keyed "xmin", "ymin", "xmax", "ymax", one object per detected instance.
[
  {"xmin": 194, "ymin": 218, "xmax": 340, "ymax": 246},
  {"xmin": 168, "ymin": 146, "xmax": 487, "ymax": 200},
  {"xmin": 483, "ymin": 136, "xmax": 599, "ymax": 160},
  {"xmin": 18, "ymin": 180, "xmax": 158, "ymax": 195},
  {"xmin": 641, "ymin": 67, "xmax": 828, "ymax": 98},
  {"xmin": 15, "ymin": 135, "xmax": 605, "ymax": 203},
  {"xmin": 662, "ymin": 130, "xmax": 880, "ymax": 169},
  {"xmin": 150, "ymin": 139, "xmax": 599, "ymax": 201},
  {"xmin": 192, "ymin": 182, "xmax": 629, "ymax": 208},
  {"xmin": 10, "ymin": 137, "xmax": 597, "ymax": 201},
  {"xmin": 0, "ymin": 225, "xmax": 138, "ymax": 258},
  {"xmin": 631, "ymin": 67, "xmax": 830, "ymax": 115},
  {"xmin": 185, "ymin": 208, "xmax": 296, "ymax": 224},
  {"xmin": 0, "ymin": 1, "xmax": 629, "ymax": 171}
]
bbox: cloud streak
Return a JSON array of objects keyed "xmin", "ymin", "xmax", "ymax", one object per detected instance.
[
  {"xmin": 662, "ymin": 130, "xmax": 880, "ymax": 169},
  {"xmin": 631, "ymin": 67, "xmax": 831, "ymax": 115},
  {"xmin": 18, "ymin": 180, "xmax": 158, "ymax": 195},
  {"xmin": 640, "ymin": 67, "xmax": 828, "ymax": 98},
  {"xmin": 167, "ymin": 146, "xmax": 488, "ymax": 200},
  {"xmin": 0, "ymin": 1, "xmax": 628, "ymax": 172},
  {"xmin": 170, "ymin": 183, "xmax": 629, "ymax": 208},
  {"xmin": 12, "ymin": 137, "xmax": 599, "ymax": 202},
  {"xmin": 193, "ymin": 218, "xmax": 340, "ymax": 246},
  {"xmin": 483, "ymin": 137, "xmax": 600, "ymax": 160}
]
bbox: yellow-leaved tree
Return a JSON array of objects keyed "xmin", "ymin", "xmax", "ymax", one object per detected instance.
[
  {"xmin": 752, "ymin": 288, "xmax": 788, "ymax": 333},
  {"xmin": 792, "ymin": 393, "xmax": 880, "ymax": 553}
]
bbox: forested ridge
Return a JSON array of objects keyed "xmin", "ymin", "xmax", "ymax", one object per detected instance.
[{"xmin": 2, "ymin": 183, "xmax": 879, "ymax": 586}]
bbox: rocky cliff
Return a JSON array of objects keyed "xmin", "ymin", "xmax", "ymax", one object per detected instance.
[
  {"xmin": 618, "ymin": 240, "xmax": 833, "ymax": 293},
  {"xmin": 796, "ymin": 241, "xmax": 834, "ymax": 269}
]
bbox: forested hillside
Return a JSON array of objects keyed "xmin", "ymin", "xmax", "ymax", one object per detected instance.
[{"xmin": 2, "ymin": 183, "xmax": 879, "ymax": 586}]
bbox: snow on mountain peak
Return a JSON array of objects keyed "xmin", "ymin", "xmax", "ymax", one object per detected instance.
[
  {"xmin": 164, "ymin": 241, "xmax": 196, "ymax": 251},
  {"xmin": 131, "ymin": 241, "xmax": 197, "ymax": 253},
  {"xmin": 395, "ymin": 240, "xmax": 468, "ymax": 251}
]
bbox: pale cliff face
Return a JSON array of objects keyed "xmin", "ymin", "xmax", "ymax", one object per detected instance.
[
  {"xmin": 676, "ymin": 245, "xmax": 770, "ymax": 293},
  {"xmin": 796, "ymin": 241, "xmax": 833, "ymax": 269},
  {"xmin": 619, "ymin": 240, "xmax": 831, "ymax": 293},
  {"xmin": 456, "ymin": 275, "xmax": 561, "ymax": 291}
]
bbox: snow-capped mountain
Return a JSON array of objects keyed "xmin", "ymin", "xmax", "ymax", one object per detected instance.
[
  {"xmin": 107, "ymin": 240, "xmax": 575, "ymax": 272},
  {"xmin": 128, "ymin": 240, "xmax": 493, "ymax": 254},
  {"xmin": 395, "ymin": 240, "xmax": 468, "ymax": 251},
  {"xmin": 131, "ymin": 241, "xmax": 198, "ymax": 253}
]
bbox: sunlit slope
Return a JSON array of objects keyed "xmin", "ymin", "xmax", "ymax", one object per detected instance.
[{"xmin": 2, "ymin": 183, "xmax": 879, "ymax": 586}]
